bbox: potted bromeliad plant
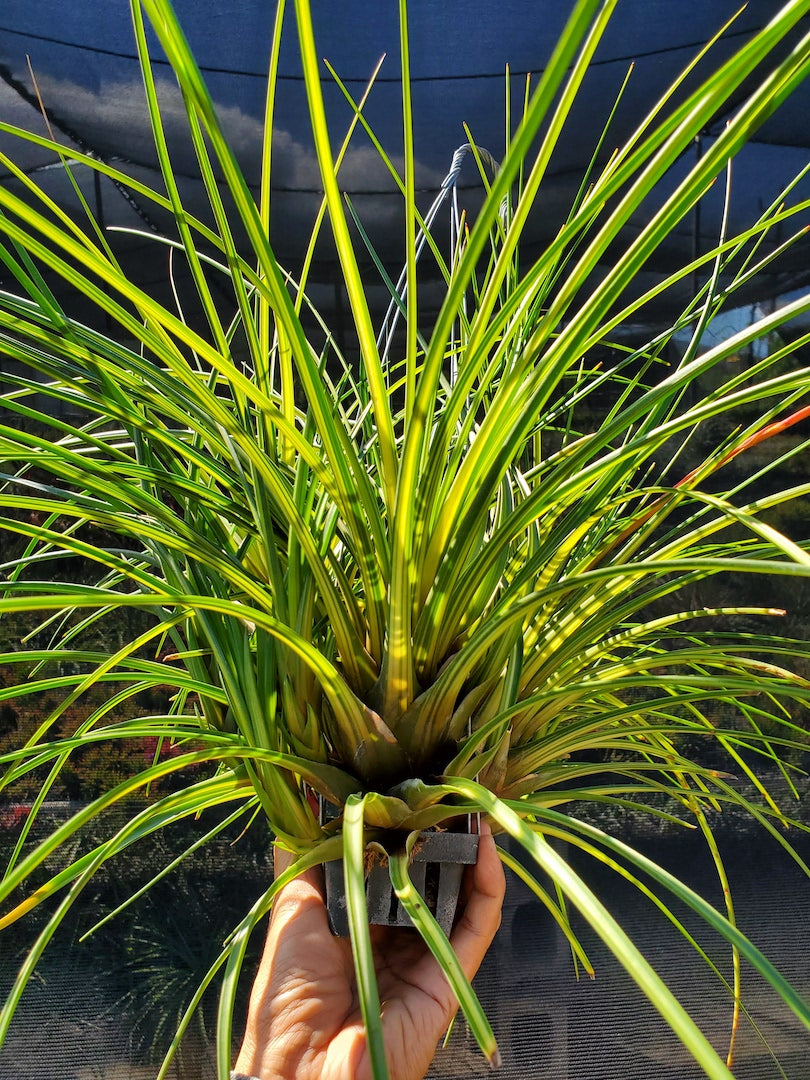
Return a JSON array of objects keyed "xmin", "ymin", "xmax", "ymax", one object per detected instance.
[{"xmin": 2, "ymin": 0, "xmax": 810, "ymax": 1075}]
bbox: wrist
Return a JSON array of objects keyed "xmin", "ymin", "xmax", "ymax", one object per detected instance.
[
  {"xmin": 231, "ymin": 1069, "xmax": 287, "ymax": 1080},
  {"xmin": 233, "ymin": 1039, "xmax": 304, "ymax": 1080}
]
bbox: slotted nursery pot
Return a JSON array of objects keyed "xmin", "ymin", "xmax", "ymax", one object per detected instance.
[{"xmin": 325, "ymin": 829, "xmax": 480, "ymax": 937}]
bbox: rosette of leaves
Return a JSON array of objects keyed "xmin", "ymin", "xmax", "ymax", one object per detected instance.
[{"xmin": 1, "ymin": 1, "xmax": 810, "ymax": 1077}]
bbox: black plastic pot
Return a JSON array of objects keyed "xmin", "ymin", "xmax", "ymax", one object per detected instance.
[{"xmin": 325, "ymin": 830, "xmax": 480, "ymax": 937}]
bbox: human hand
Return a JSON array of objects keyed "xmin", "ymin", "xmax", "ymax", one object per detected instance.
[{"xmin": 233, "ymin": 821, "xmax": 506, "ymax": 1080}]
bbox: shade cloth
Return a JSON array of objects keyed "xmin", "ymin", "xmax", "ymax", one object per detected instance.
[{"xmin": 1, "ymin": 2, "xmax": 809, "ymax": 335}]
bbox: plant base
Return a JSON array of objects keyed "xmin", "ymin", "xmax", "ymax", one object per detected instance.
[{"xmin": 325, "ymin": 831, "xmax": 480, "ymax": 937}]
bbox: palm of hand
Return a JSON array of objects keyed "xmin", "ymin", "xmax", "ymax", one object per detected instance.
[{"xmin": 234, "ymin": 826, "xmax": 505, "ymax": 1080}]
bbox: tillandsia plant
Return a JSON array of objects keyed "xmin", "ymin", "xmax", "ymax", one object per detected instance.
[{"xmin": 2, "ymin": 0, "xmax": 810, "ymax": 1076}]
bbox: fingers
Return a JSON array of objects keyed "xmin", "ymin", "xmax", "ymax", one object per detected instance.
[
  {"xmin": 272, "ymin": 844, "xmax": 295, "ymax": 880},
  {"xmin": 448, "ymin": 820, "xmax": 505, "ymax": 981},
  {"xmin": 234, "ymin": 848, "xmax": 336, "ymax": 1074},
  {"xmin": 272, "ymin": 844, "xmax": 327, "ymax": 909},
  {"xmin": 268, "ymin": 827, "xmax": 504, "ymax": 986}
]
